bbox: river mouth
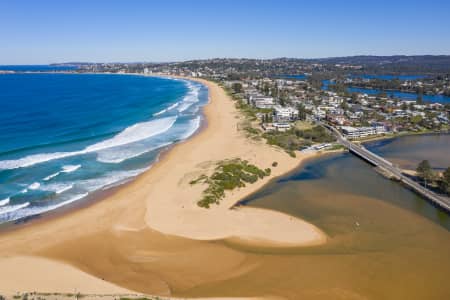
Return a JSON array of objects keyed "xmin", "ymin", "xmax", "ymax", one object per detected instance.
[{"xmin": 207, "ymin": 136, "xmax": 450, "ymax": 299}]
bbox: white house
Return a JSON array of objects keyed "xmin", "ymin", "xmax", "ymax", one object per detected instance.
[
  {"xmin": 251, "ymin": 96, "xmax": 275, "ymax": 109},
  {"xmin": 273, "ymin": 105, "xmax": 298, "ymax": 121}
]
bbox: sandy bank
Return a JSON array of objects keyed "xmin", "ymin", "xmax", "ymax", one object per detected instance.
[{"xmin": 0, "ymin": 256, "xmax": 133, "ymax": 294}]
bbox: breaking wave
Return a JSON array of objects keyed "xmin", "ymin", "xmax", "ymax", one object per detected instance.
[
  {"xmin": 178, "ymin": 82, "xmax": 200, "ymax": 113},
  {"xmin": 40, "ymin": 183, "xmax": 74, "ymax": 194},
  {"xmin": 0, "ymin": 194, "xmax": 86, "ymax": 223},
  {"xmin": 0, "ymin": 116, "xmax": 177, "ymax": 170},
  {"xmin": 0, "ymin": 202, "xmax": 30, "ymax": 215},
  {"xmin": 153, "ymin": 101, "xmax": 181, "ymax": 116},
  {"xmin": 44, "ymin": 164, "xmax": 81, "ymax": 181},
  {"xmin": 78, "ymin": 168, "xmax": 148, "ymax": 192},
  {"xmin": 0, "ymin": 198, "xmax": 10, "ymax": 207},
  {"xmin": 28, "ymin": 182, "xmax": 40, "ymax": 190},
  {"xmin": 96, "ymin": 142, "xmax": 172, "ymax": 164}
]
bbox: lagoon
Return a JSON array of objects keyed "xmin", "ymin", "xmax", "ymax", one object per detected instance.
[{"xmin": 212, "ymin": 134, "xmax": 450, "ymax": 299}]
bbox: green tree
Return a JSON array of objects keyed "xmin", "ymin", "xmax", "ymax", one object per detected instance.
[
  {"xmin": 297, "ymin": 103, "xmax": 307, "ymax": 121},
  {"xmin": 410, "ymin": 115, "xmax": 423, "ymax": 125},
  {"xmin": 416, "ymin": 160, "xmax": 433, "ymax": 187},
  {"xmin": 231, "ymin": 83, "xmax": 242, "ymax": 94},
  {"xmin": 440, "ymin": 167, "xmax": 450, "ymax": 195}
]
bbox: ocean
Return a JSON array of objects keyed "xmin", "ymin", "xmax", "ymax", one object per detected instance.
[{"xmin": 0, "ymin": 72, "xmax": 208, "ymax": 223}]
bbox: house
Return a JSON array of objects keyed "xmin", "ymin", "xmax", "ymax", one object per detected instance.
[
  {"xmin": 273, "ymin": 105, "xmax": 298, "ymax": 122},
  {"xmin": 327, "ymin": 114, "xmax": 347, "ymax": 125},
  {"xmin": 251, "ymin": 96, "xmax": 275, "ymax": 109},
  {"xmin": 340, "ymin": 126, "xmax": 384, "ymax": 139},
  {"xmin": 262, "ymin": 122, "xmax": 292, "ymax": 132},
  {"xmin": 273, "ymin": 122, "xmax": 292, "ymax": 132}
]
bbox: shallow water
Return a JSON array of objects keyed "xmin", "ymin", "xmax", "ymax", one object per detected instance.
[
  {"xmin": 177, "ymin": 136, "xmax": 450, "ymax": 299},
  {"xmin": 366, "ymin": 134, "xmax": 450, "ymax": 170}
]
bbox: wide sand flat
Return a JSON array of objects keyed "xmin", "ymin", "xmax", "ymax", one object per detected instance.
[
  {"xmin": 0, "ymin": 256, "xmax": 133, "ymax": 295},
  {"xmin": 0, "ymin": 77, "xmax": 326, "ymax": 297}
]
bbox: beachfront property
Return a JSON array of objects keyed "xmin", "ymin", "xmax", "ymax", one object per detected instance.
[
  {"xmin": 250, "ymin": 95, "xmax": 275, "ymax": 109},
  {"xmin": 261, "ymin": 122, "xmax": 292, "ymax": 132},
  {"xmin": 273, "ymin": 105, "xmax": 298, "ymax": 122}
]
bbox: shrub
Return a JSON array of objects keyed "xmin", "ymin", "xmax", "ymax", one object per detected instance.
[
  {"xmin": 192, "ymin": 159, "xmax": 271, "ymax": 208},
  {"xmin": 272, "ymin": 161, "xmax": 278, "ymax": 167}
]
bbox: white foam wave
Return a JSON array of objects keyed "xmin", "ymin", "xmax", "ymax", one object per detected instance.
[
  {"xmin": 41, "ymin": 183, "xmax": 74, "ymax": 194},
  {"xmin": 181, "ymin": 116, "xmax": 201, "ymax": 140},
  {"xmin": 62, "ymin": 164, "xmax": 81, "ymax": 173},
  {"xmin": 153, "ymin": 109, "xmax": 167, "ymax": 117},
  {"xmin": 178, "ymin": 83, "xmax": 200, "ymax": 113},
  {"xmin": 48, "ymin": 193, "xmax": 88, "ymax": 209},
  {"xmin": 44, "ymin": 171, "xmax": 60, "ymax": 181},
  {"xmin": 0, "ymin": 194, "xmax": 87, "ymax": 223},
  {"xmin": 0, "ymin": 198, "xmax": 10, "ymax": 207},
  {"xmin": 79, "ymin": 168, "xmax": 148, "ymax": 192},
  {"xmin": 0, "ymin": 168, "xmax": 149, "ymax": 223},
  {"xmin": 44, "ymin": 165, "xmax": 81, "ymax": 181},
  {"xmin": 56, "ymin": 185, "xmax": 73, "ymax": 194},
  {"xmin": 0, "ymin": 116, "xmax": 177, "ymax": 170},
  {"xmin": 0, "ymin": 202, "xmax": 30, "ymax": 215},
  {"xmin": 153, "ymin": 102, "xmax": 180, "ymax": 116},
  {"xmin": 96, "ymin": 141, "xmax": 172, "ymax": 164},
  {"xmin": 28, "ymin": 182, "xmax": 40, "ymax": 190},
  {"xmin": 85, "ymin": 116, "xmax": 177, "ymax": 152}
]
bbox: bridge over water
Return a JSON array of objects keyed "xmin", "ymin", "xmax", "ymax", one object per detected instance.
[{"xmin": 322, "ymin": 123, "xmax": 450, "ymax": 213}]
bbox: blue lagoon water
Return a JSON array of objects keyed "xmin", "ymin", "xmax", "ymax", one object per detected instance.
[
  {"xmin": 347, "ymin": 86, "xmax": 450, "ymax": 103},
  {"xmin": 350, "ymin": 74, "xmax": 427, "ymax": 81},
  {"xmin": 0, "ymin": 73, "xmax": 207, "ymax": 223},
  {"xmin": 322, "ymin": 79, "xmax": 450, "ymax": 103}
]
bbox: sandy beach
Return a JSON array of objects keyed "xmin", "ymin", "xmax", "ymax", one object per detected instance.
[{"xmin": 0, "ymin": 77, "xmax": 326, "ymax": 298}]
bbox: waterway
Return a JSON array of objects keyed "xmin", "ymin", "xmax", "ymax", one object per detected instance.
[{"xmin": 190, "ymin": 134, "xmax": 450, "ymax": 299}]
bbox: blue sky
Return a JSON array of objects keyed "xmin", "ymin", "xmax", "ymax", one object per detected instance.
[{"xmin": 1, "ymin": 0, "xmax": 449, "ymax": 64}]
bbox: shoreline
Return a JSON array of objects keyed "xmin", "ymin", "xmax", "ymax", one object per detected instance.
[
  {"xmin": 0, "ymin": 73, "xmax": 326, "ymax": 243},
  {"xmin": 0, "ymin": 75, "xmax": 328, "ymax": 296},
  {"xmin": 0, "ymin": 73, "xmax": 208, "ymax": 230}
]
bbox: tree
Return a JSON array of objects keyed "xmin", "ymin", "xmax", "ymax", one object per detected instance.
[
  {"xmin": 410, "ymin": 115, "xmax": 423, "ymax": 125},
  {"xmin": 231, "ymin": 83, "xmax": 242, "ymax": 94},
  {"xmin": 297, "ymin": 103, "xmax": 307, "ymax": 120},
  {"xmin": 440, "ymin": 167, "xmax": 450, "ymax": 195},
  {"xmin": 416, "ymin": 160, "xmax": 433, "ymax": 187}
]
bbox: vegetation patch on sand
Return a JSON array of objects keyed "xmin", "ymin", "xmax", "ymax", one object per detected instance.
[{"xmin": 190, "ymin": 158, "xmax": 272, "ymax": 208}]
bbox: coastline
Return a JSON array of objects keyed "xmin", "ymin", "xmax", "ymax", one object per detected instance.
[{"xmin": 0, "ymin": 75, "xmax": 328, "ymax": 297}]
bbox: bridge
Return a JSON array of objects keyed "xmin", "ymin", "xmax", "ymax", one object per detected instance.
[{"xmin": 322, "ymin": 123, "xmax": 450, "ymax": 213}]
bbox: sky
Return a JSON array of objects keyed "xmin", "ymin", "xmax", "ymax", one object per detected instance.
[{"xmin": 1, "ymin": 0, "xmax": 450, "ymax": 64}]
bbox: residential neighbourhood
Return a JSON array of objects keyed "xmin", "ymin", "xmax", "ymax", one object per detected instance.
[{"xmin": 60, "ymin": 58, "xmax": 449, "ymax": 146}]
